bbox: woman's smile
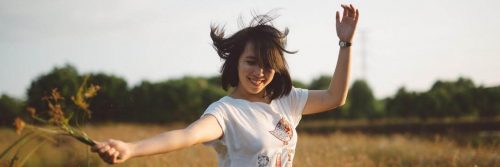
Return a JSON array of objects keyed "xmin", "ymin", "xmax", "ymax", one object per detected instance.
[{"xmin": 248, "ymin": 77, "xmax": 265, "ymax": 87}]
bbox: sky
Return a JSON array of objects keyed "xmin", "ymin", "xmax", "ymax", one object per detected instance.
[{"xmin": 1, "ymin": 0, "xmax": 499, "ymax": 99}]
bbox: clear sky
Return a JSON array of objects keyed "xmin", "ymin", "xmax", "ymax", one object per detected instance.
[{"xmin": 1, "ymin": 0, "xmax": 499, "ymax": 99}]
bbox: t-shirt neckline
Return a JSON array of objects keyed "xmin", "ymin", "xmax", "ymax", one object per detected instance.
[{"xmin": 223, "ymin": 96, "xmax": 275, "ymax": 106}]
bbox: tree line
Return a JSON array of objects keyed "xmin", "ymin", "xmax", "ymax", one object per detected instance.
[{"xmin": 1, "ymin": 64, "xmax": 499, "ymax": 126}]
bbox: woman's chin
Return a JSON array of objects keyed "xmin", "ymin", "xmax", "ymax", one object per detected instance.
[{"xmin": 247, "ymin": 88, "xmax": 265, "ymax": 95}]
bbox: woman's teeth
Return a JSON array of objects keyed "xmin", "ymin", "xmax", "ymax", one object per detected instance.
[{"xmin": 250, "ymin": 78, "xmax": 263, "ymax": 85}]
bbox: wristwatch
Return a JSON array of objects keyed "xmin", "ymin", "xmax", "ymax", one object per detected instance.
[{"xmin": 339, "ymin": 41, "xmax": 352, "ymax": 48}]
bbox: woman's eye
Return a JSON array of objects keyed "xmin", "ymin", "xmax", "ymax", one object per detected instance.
[{"xmin": 246, "ymin": 61, "xmax": 256, "ymax": 65}]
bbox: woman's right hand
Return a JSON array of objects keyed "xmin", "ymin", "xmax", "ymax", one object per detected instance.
[{"xmin": 91, "ymin": 139, "xmax": 134, "ymax": 164}]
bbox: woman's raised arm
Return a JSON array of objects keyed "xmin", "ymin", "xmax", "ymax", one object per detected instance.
[
  {"xmin": 302, "ymin": 4, "xmax": 359, "ymax": 115},
  {"xmin": 91, "ymin": 115, "xmax": 223, "ymax": 164}
]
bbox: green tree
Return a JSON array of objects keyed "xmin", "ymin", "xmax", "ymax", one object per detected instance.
[
  {"xmin": 292, "ymin": 80, "xmax": 308, "ymax": 89},
  {"xmin": 0, "ymin": 94, "xmax": 24, "ymax": 126},
  {"xmin": 386, "ymin": 87, "xmax": 413, "ymax": 117},
  {"xmin": 347, "ymin": 79, "xmax": 377, "ymax": 119},
  {"xmin": 86, "ymin": 73, "xmax": 131, "ymax": 122},
  {"xmin": 130, "ymin": 76, "xmax": 226, "ymax": 123},
  {"xmin": 427, "ymin": 77, "xmax": 476, "ymax": 118},
  {"xmin": 308, "ymin": 75, "xmax": 330, "ymax": 90},
  {"xmin": 474, "ymin": 86, "xmax": 500, "ymax": 118},
  {"xmin": 386, "ymin": 77, "xmax": 483, "ymax": 120},
  {"xmin": 26, "ymin": 64, "xmax": 80, "ymax": 120},
  {"xmin": 415, "ymin": 92, "xmax": 436, "ymax": 120},
  {"xmin": 129, "ymin": 81, "xmax": 163, "ymax": 122}
]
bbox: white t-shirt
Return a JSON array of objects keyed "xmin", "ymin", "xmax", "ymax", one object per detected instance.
[{"xmin": 202, "ymin": 87, "xmax": 309, "ymax": 167}]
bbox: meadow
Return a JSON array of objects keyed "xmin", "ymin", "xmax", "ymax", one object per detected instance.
[{"xmin": 1, "ymin": 123, "xmax": 500, "ymax": 167}]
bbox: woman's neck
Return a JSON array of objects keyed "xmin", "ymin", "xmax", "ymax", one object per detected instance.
[{"xmin": 230, "ymin": 86, "xmax": 270, "ymax": 104}]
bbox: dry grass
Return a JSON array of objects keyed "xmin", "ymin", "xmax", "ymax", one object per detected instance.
[
  {"xmin": 294, "ymin": 132, "xmax": 500, "ymax": 167},
  {"xmin": 1, "ymin": 123, "xmax": 499, "ymax": 167}
]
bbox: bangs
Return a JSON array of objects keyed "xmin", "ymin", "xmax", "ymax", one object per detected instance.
[
  {"xmin": 249, "ymin": 26, "xmax": 291, "ymax": 74},
  {"xmin": 252, "ymin": 40, "xmax": 286, "ymax": 72}
]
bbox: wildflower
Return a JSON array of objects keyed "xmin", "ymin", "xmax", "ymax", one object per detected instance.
[
  {"xmin": 84, "ymin": 84, "xmax": 100, "ymax": 98},
  {"xmin": 72, "ymin": 96, "xmax": 89, "ymax": 110},
  {"xmin": 50, "ymin": 88, "xmax": 64, "ymax": 102},
  {"xmin": 13, "ymin": 117, "xmax": 25, "ymax": 135},
  {"xmin": 71, "ymin": 95, "xmax": 90, "ymax": 117},
  {"xmin": 48, "ymin": 102, "xmax": 65, "ymax": 125},
  {"xmin": 71, "ymin": 82, "xmax": 99, "ymax": 118}
]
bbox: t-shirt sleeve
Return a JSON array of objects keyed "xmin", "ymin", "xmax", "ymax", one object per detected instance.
[
  {"xmin": 201, "ymin": 101, "xmax": 227, "ymax": 140},
  {"xmin": 288, "ymin": 87, "xmax": 309, "ymax": 126}
]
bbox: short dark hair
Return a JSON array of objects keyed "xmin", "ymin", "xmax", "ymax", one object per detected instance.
[{"xmin": 210, "ymin": 14, "xmax": 297, "ymax": 100}]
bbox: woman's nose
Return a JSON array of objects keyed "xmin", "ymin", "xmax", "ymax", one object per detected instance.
[{"xmin": 252, "ymin": 67, "xmax": 264, "ymax": 76}]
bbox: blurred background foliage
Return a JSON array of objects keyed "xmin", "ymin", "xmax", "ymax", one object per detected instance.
[{"xmin": 1, "ymin": 64, "xmax": 499, "ymax": 126}]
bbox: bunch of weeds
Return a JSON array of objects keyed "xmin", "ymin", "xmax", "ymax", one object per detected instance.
[{"xmin": 0, "ymin": 76, "xmax": 100, "ymax": 166}]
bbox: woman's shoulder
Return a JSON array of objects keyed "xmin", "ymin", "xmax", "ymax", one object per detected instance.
[
  {"xmin": 206, "ymin": 96, "xmax": 234, "ymax": 110},
  {"xmin": 290, "ymin": 86, "xmax": 308, "ymax": 95},
  {"xmin": 276, "ymin": 87, "xmax": 309, "ymax": 102}
]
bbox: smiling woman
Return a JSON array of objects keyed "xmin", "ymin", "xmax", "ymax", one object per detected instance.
[
  {"xmin": 92, "ymin": 4, "xmax": 359, "ymax": 167},
  {"xmin": 234, "ymin": 42, "xmax": 278, "ymax": 102},
  {"xmin": 210, "ymin": 14, "xmax": 297, "ymax": 102}
]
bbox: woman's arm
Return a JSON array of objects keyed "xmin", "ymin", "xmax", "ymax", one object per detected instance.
[
  {"xmin": 92, "ymin": 115, "xmax": 223, "ymax": 164},
  {"xmin": 303, "ymin": 4, "xmax": 359, "ymax": 115}
]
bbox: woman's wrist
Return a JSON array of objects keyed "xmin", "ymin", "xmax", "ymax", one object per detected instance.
[
  {"xmin": 127, "ymin": 142, "xmax": 140, "ymax": 158},
  {"xmin": 338, "ymin": 41, "xmax": 352, "ymax": 48}
]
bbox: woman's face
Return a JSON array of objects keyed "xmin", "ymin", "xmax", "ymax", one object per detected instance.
[{"xmin": 236, "ymin": 42, "xmax": 276, "ymax": 97}]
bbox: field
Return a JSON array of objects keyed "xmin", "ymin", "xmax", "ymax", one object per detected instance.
[{"xmin": 1, "ymin": 123, "xmax": 500, "ymax": 167}]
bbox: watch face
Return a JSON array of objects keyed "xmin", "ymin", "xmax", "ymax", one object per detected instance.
[{"xmin": 339, "ymin": 41, "xmax": 346, "ymax": 47}]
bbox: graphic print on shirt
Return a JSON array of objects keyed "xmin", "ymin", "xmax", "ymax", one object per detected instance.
[
  {"xmin": 269, "ymin": 117, "xmax": 293, "ymax": 145},
  {"xmin": 257, "ymin": 154, "xmax": 270, "ymax": 167}
]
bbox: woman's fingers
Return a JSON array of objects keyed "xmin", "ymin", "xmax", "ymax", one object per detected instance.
[
  {"xmin": 112, "ymin": 151, "xmax": 122, "ymax": 163},
  {"xmin": 349, "ymin": 4, "xmax": 356, "ymax": 17},
  {"xmin": 355, "ymin": 9, "xmax": 360, "ymax": 22},
  {"xmin": 340, "ymin": 4, "xmax": 357, "ymax": 19},
  {"xmin": 341, "ymin": 5, "xmax": 349, "ymax": 18},
  {"xmin": 99, "ymin": 149, "xmax": 117, "ymax": 164},
  {"xmin": 336, "ymin": 11, "xmax": 341, "ymax": 25},
  {"xmin": 99, "ymin": 145, "xmax": 110, "ymax": 153},
  {"xmin": 91, "ymin": 140, "xmax": 126, "ymax": 164},
  {"xmin": 351, "ymin": 5, "xmax": 359, "ymax": 21},
  {"xmin": 92, "ymin": 139, "xmax": 114, "ymax": 152},
  {"xmin": 97, "ymin": 151, "xmax": 112, "ymax": 164},
  {"xmin": 107, "ymin": 148, "xmax": 116, "ymax": 156},
  {"xmin": 91, "ymin": 142, "xmax": 104, "ymax": 152}
]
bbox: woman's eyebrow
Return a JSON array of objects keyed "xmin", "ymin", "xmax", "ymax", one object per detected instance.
[{"xmin": 245, "ymin": 56, "xmax": 257, "ymax": 60}]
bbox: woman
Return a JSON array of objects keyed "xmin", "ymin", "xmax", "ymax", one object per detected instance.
[{"xmin": 92, "ymin": 4, "xmax": 359, "ymax": 166}]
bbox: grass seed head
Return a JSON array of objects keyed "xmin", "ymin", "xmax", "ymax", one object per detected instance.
[
  {"xmin": 14, "ymin": 117, "xmax": 26, "ymax": 135},
  {"xmin": 84, "ymin": 84, "xmax": 100, "ymax": 98}
]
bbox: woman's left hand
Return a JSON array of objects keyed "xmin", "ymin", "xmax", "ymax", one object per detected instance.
[{"xmin": 336, "ymin": 4, "xmax": 359, "ymax": 42}]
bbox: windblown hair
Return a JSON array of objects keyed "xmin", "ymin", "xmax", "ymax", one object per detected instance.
[{"xmin": 210, "ymin": 13, "xmax": 297, "ymax": 100}]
